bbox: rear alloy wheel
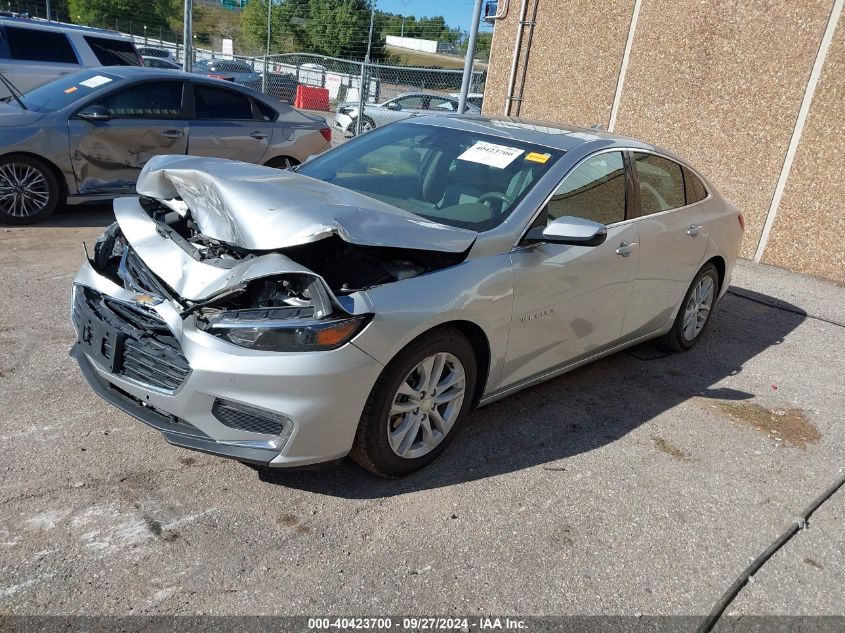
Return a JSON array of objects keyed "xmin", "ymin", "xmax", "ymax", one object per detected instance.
[
  {"xmin": 0, "ymin": 156, "xmax": 60, "ymax": 225},
  {"xmin": 661, "ymin": 263, "xmax": 719, "ymax": 352},
  {"xmin": 350, "ymin": 328, "xmax": 477, "ymax": 477}
]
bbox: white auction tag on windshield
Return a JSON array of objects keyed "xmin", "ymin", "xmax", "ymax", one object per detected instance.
[
  {"xmin": 457, "ymin": 141, "xmax": 524, "ymax": 169},
  {"xmin": 79, "ymin": 75, "xmax": 112, "ymax": 88}
]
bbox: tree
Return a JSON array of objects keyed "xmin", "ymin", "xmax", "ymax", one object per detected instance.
[
  {"xmin": 68, "ymin": 0, "xmax": 179, "ymax": 32},
  {"xmin": 241, "ymin": 0, "xmax": 386, "ymax": 60}
]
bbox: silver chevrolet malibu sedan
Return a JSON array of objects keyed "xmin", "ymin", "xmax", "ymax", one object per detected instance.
[{"xmin": 71, "ymin": 116, "xmax": 744, "ymax": 477}]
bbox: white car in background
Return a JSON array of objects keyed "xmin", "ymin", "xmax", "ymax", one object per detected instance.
[
  {"xmin": 334, "ymin": 92, "xmax": 481, "ymax": 136},
  {"xmin": 0, "ymin": 17, "xmax": 142, "ymax": 98}
]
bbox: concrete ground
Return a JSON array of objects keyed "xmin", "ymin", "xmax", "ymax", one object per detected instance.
[{"xmin": 0, "ymin": 204, "xmax": 843, "ymax": 619}]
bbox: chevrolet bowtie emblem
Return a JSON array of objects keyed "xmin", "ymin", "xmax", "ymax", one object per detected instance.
[{"xmin": 133, "ymin": 293, "xmax": 163, "ymax": 306}]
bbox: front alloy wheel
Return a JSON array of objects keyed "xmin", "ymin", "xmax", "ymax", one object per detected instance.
[
  {"xmin": 0, "ymin": 156, "xmax": 60, "ymax": 225},
  {"xmin": 351, "ymin": 328, "xmax": 477, "ymax": 477},
  {"xmin": 388, "ymin": 352, "xmax": 466, "ymax": 459}
]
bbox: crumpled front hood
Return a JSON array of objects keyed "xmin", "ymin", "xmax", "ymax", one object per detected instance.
[{"xmin": 136, "ymin": 155, "xmax": 476, "ymax": 253}]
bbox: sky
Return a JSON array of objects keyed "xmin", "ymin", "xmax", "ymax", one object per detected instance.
[{"xmin": 375, "ymin": 0, "xmax": 490, "ymax": 33}]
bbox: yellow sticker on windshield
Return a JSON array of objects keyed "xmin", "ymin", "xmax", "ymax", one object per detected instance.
[
  {"xmin": 525, "ymin": 152, "xmax": 551, "ymax": 164},
  {"xmin": 64, "ymin": 86, "xmax": 78, "ymax": 94}
]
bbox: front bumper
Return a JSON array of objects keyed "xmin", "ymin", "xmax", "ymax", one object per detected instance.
[{"xmin": 71, "ymin": 261, "xmax": 384, "ymax": 468}]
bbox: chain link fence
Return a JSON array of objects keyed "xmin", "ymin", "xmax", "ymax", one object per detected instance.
[
  {"xmin": 119, "ymin": 39, "xmax": 486, "ymax": 145},
  {"xmin": 2, "ymin": 1, "xmax": 489, "ymax": 146}
]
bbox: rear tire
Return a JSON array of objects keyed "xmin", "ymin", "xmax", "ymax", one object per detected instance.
[
  {"xmin": 0, "ymin": 155, "xmax": 61, "ymax": 225},
  {"xmin": 660, "ymin": 263, "xmax": 720, "ymax": 352},
  {"xmin": 265, "ymin": 156, "xmax": 300, "ymax": 169},
  {"xmin": 350, "ymin": 327, "xmax": 477, "ymax": 478}
]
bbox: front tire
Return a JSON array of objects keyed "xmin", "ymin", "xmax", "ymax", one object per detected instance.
[
  {"xmin": 0, "ymin": 155, "xmax": 61, "ymax": 225},
  {"xmin": 661, "ymin": 262, "xmax": 719, "ymax": 352},
  {"xmin": 350, "ymin": 328, "xmax": 477, "ymax": 477},
  {"xmin": 350, "ymin": 116, "xmax": 375, "ymax": 136}
]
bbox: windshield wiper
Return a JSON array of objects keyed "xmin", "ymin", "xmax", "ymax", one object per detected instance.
[{"xmin": 0, "ymin": 73, "xmax": 26, "ymax": 110}]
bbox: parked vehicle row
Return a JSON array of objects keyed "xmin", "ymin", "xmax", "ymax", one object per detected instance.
[
  {"xmin": 0, "ymin": 66, "xmax": 331, "ymax": 223},
  {"xmin": 68, "ymin": 116, "xmax": 744, "ymax": 477}
]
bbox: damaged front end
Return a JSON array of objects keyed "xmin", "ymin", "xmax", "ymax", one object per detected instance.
[
  {"xmin": 70, "ymin": 155, "xmax": 476, "ymax": 466},
  {"xmin": 83, "ymin": 154, "xmax": 474, "ymax": 353}
]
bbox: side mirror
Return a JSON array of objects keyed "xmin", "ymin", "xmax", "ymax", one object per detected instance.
[
  {"xmin": 524, "ymin": 215, "xmax": 607, "ymax": 247},
  {"xmin": 77, "ymin": 105, "xmax": 111, "ymax": 122},
  {"xmin": 385, "ymin": 101, "xmax": 400, "ymax": 111}
]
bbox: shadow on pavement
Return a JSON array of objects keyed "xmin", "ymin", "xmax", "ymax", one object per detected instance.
[
  {"xmin": 0, "ymin": 202, "xmax": 115, "ymax": 229},
  {"xmin": 256, "ymin": 287, "xmax": 806, "ymax": 497}
]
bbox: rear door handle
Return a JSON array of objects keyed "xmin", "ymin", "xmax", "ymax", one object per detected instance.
[
  {"xmin": 615, "ymin": 241, "xmax": 638, "ymax": 257},
  {"xmin": 250, "ymin": 131, "xmax": 269, "ymax": 140},
  {"xmin": 161, "ymin": 129, "xmax": 184, "ymax": 138},
  {"xmin": 686, "ymin": 224, "xmax": 704, "ymax": 237}
]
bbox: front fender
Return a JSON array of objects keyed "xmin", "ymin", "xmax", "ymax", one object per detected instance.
[{"xmin": 354, "ymin": 254, "xmax": 514, "ymax": 397}]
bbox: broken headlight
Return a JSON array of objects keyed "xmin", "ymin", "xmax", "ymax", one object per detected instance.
[{"xmin": 203, "ymin": 309, "xmax": 370, "ymax": 352}]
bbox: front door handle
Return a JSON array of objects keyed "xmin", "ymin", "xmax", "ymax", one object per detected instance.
[
  {"xmin": 615, "ymin": 241, "xmax": 638, "ymax": 257},
  {"xmin": 250, "ymin": 131, "xmax": 269, "ymax": 140},
  {"xmin": 161, "ymin": 129, "xmax": 184, "ymax": 138},
  {"xmin": 686, "ymin": 224, "xmax": 704, "ymax": 237}
]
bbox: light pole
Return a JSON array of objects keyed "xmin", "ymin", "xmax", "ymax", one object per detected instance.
[
  {"xmin": 457, "ymin": 0, "xmax": 483, "ymax": 113},
  {"xmin": 144, "ymin": 25, "xmax": 147, "ymax": 45},
  {"xmin": 355, "ymin": 0, "xmax": 376, "ymax": 135},
  {"xmin": 262, "ymin": 0, "xmax": 272, "ymax": 93},
  {"xmin": 182, "ymin": 0, "xmax": 192, "ymax": 72}
]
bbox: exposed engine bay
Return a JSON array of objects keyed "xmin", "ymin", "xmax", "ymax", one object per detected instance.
[{"xmin": 92, "ymin": 195, "xmax": 469, "ymax": 326}]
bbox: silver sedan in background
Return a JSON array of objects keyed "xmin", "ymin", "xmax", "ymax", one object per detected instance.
[
  {"xmin": 334, "ymin": 91, "xmax": 481, "ymax": 135},
  {"xmin": 70, "ymin": 116, "xmax": 744, "ymax": 477},
  {"xmin": 0, "ymin": 66, "xmax": 331, "ymax": 224}
]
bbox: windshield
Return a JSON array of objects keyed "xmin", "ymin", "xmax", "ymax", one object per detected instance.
[
  {"xmin": 298, "ymin": 123, "xmax": 562, "ymax": 232},
  {"xmin": 18, "ymin": 71, "xmax": 123, "ymax": 113}
]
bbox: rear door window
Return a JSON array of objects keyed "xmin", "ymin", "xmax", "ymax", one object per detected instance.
[
  {"xmin": 683, "ymin": 166, "xmax": 708, "ymax": 204},
  {"xmin": 194, "ymin": 84, "xmax": 254, "ymax": 119},
  {"xmin": 83, "ymin": 36, "xmax": 141, "ymax": 66},
  {"xmin": 632, "ymin": 152, "xmax": 686, "ymax": 215},
  {"xmin": 5, "ymin": 26, "xmax": 78, "ymax": 63}
]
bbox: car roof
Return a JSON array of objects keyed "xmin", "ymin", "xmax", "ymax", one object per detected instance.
[
  {"xmin": 404, "ymin": 114, "xmax": 656, "ymax": 152},
  {"xmin": 62, "ymin": 66, "xmax": 263, "ymax": 92},
  {"xmin": 0, "ymin": 16, "xmax": 133, "ymax": 40}
]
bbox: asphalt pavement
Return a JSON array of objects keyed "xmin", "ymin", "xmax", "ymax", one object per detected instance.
[{"xmin": 0, "ymin": 204, "xmax": 842, "ymax": 620}]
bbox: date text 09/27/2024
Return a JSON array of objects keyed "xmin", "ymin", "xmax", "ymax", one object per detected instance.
[{"xmin": 307, "ymin": 618, "xmax": 527, "ymax": 630}]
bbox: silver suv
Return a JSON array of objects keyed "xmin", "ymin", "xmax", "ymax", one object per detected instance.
[{"xmin": 0, "ymin": 18, "xmax": 141, "ymax": 98}]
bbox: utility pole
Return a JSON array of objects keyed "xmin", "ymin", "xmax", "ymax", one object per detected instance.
[
  {"xmin": 457, "ymin": 0, "xmax": 483, "ymax": 113},
  {"xmin": 355, "ymin": 1, "xmax": 376, "ymax": 135},
  {"xmin": 262, "ymin": 0, "xmax": 271, "ymax": 93},
  {"xmin": 400, "ymin": 0, "xmax": 411, "ymax": 37},
  {"xmin": 182, "ymin": 0, "xmax": 192, "ymax": 72}
]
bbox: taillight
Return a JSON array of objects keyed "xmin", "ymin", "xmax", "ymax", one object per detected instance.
[
  {"xmin": 320, "ymin": 127, "xmax": 332, "ymax": 143},
  {"xmin": 738, "ymin": 213, "xmax": 746, "ymax": 231}
]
